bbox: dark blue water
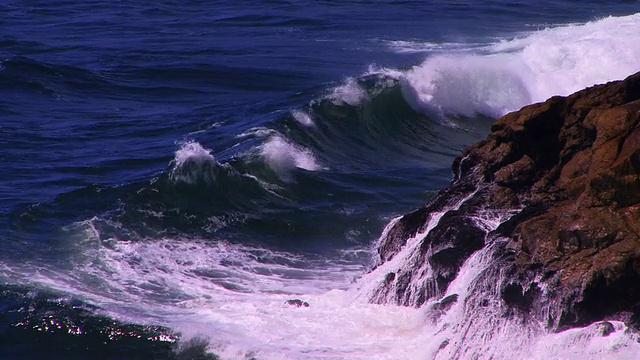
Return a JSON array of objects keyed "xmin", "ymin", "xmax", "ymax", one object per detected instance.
[{"xmin": 2, "ymin": 1, "xmax": 639, "ymax": 359}]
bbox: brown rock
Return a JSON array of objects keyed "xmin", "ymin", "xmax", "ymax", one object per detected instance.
[{"xmin": 371, "ymin": 71, "xmax": 640, "ymax": 331}]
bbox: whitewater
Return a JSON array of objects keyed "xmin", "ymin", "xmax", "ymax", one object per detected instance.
[{"xmin": 2, "ymin": 7, "xmax": 640, "ymax": 360}]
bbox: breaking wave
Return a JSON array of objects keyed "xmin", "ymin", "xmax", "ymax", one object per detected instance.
[
  {"xmin": 3, "ymin": 11, "xmax": 640, "ymax": 360},
  {"xmin": 377, "ymin": 13, "xmax": 640, "ymax": 118}
]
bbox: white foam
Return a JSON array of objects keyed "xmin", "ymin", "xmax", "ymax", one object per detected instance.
[
  {"xmin": 328, "ymin": 77, "xmax": 367, "ymax": 106},
  {"xmin": 497, "ymin": 14, "xmax": 640, "ymax": 102},
  {"xmin": 6, "ymin": 213, "xmax": 640, "ymax": 359},
  {"xmin": 180, "ymin": 289, "xmax": 430, "ymax": 360},
  {"xmin": 233, "ymin": 128, "xmax": 322, "ymax": 173},
  {"xmin": 236, "ymin": 127, "xmax": 277, "ymax": 139},
  {"xmin": 357, "ymin": 189, "xmax": 478, "ymax": 304},
  {"xmin": 96, "ymin": 239, "xmax": 363, "ymax": 298},
  {"xmin": 13, "ymin": 219, "xmax": 425, "ymax": 359},
  {"xmin": 93, "ymin": 234, "xmax": 432, "ymax": 360},
  {"xmin": 353, "ymin": 195, "xmax": 640, "ymax": 359},
  {"xmin": 236, "ymin": 127, "xmax": 323, "ymax": 180},
  {"xmin": 291, "ymin": 110, "xmax": 314, "ymax": 127},
  {"xmin": 402, "ymin": 54, "xmax": 532, "ymax": 118},
  {"xmin": 385, "ymin": 40, "xmax": 486, "ymax": 54},
  {"xmin": 6, "ymin": 13, "xmax": 640, "ymax": 360},
  {"xmin": 260, "ymin": 135, "xmax": 321, "ymax": 174},
  {"xmin": 173, "ymin": 141, "xmax": 215, "ymax": 168},
  {"xmin": 360, "ymin": 237, "xmax": 640, "ymax": 360},
  {"xmin": 169, "ymin": 141, "xmax": 220, "ymax": 184},
  {"xmin": 394, "ymin": 13, "xmax": 640, "ymax": 117},
  {"xmin": 529, "ymin": 321, "xmax": 640, "ymax": 360}
]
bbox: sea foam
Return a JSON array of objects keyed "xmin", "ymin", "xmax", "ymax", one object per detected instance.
[
  {"xmin": 260, "ymin": 135, "xmax": 321, "ymax": 176},
  {"xmin": 291, "ymin": 110, "xmax": 314, "ymax": 127},
  {"xmin": 328, "ymin": 77, "xmax": 368, "ymax": 106},
  {"xmin": 170, "ymin": 141, "xmax": 219, "ymax": 184},
  {"xmin": 8, "ymin": 13, "xmax": 640, "ymax": 360},
  {"xmin": 173, "ymin": 141, "xmax": 215, "ymax": 168},
  {"xmin": 18, "ymin": 215, "xmax": 639, "ymax": 360},
  {"xmin": 390, "ymin": 13, "xmax": 640, "ymax": 117}
]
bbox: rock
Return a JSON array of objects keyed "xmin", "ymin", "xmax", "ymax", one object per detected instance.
[
  {"xmin": 423, "ymin": 213, "xmax": 486, "ymax": 294},
  {"xmin": 500, "ymin": 282, "xmax": 541, "ymax": 312},
  {"xmin": 425, "ymin": 294, "xmax": 459, "ymax": 323},
  {"xmin": 384, "ymin": 272, "xmax": 396, "ymax": 284},
  {"xmin": 285, "ymin": 299, "xmax": 309, "ymax": 308},
  {"xmin": 598, "ymin": 321, "xmax": 616, "ymax": 337},
  {"xmin": 371, "ymin": 71, "xmax": 640, "ymax": 331},
  {"xmin": 433, "ymin": 294, "xmax": 458, "ymax": 312},
  {"xmin": 438, "ymin": 339, "xmax": 450, "ymax": 351}
]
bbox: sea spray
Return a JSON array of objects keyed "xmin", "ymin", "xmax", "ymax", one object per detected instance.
[
  {"xmin": 170, "ymin": 141, "xmax": 219, "ymax": 185},
  {"xmin": 259, "ymin": 135, "xmax": 321, "ymax": 180},
  {"xmin": 374, "ymin": 13, "xmax": 640, "ymax": 118},
  {"xmin": 291, "ymin": 110, "xmax": 314, "ymax": 127},
  {"xmin": 328, "ymin": 78, "xmax": 368, "ymax": 106}
]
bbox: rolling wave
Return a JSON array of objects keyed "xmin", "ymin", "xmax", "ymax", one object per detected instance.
[
  {"xmin": 390, "ymin": 13, "xmax": 640, "ymax": 117},
  {"xmin": 4, "ymin": 11, "xmax": 640, "ymax": 359}
]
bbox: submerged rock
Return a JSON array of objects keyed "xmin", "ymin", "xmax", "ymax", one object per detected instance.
[
  {"xmin": 598, "ymin": 321, "xmax": 616, "ymax": 337},
  {"xmin": 372, "ymin": 71, "xmax": 640, "ymax": 331},
  {"xmin": 285, "ymin": 299, "xmax": 310, "ymax": 308}
]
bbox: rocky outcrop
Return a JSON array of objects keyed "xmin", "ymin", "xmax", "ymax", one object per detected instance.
[
  {"xmin": 373, "ymin": 72, "xmax": 640, "ymax": 330},
  {"xmin": 285, "ymin": 299, "xmax": 310, "ymax": 308}
]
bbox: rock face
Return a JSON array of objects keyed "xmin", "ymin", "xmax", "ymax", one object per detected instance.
[
  {"xmin": 285, "ymin": 299, "xmax": 310, "ymax": 308},
  {"xmin": 372, "ymin": 72, "xmax": 640, "ymax": 330}
]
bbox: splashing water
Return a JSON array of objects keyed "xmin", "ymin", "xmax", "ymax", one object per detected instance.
[
  {"xmin": 260, "ymin": 135, "xmax": 321, "ymax": 176},
  {"xmin": 378, "ymin": 13, "xmax": 640, "ymax": 118}
]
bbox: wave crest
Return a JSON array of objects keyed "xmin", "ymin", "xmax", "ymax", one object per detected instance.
[
  {"xmin": 393, "ymin": 13, "xmax": 640, "ymax": 118},
  {"xmin": 402, "ymin": 55, "xmax": 531, "ymax": 118},
  {"xmin": 170, "ymin": 141, "xmax": 219, "ymax": 185},
  {"xmin": 260, "ymin": 135, "xmax": 321, "ymax": 178}
]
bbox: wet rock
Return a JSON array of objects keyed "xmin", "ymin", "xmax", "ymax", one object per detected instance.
[
  {"xmin": 433, "ymin": 294, "xmax": 458, "ymax": 312},
  {"xmin": 423, "ymin": 213, "xmax": 486, "ymax": 294},
  {"xmin": 598, "ymin": 321, "xmax": 616, "ymax": 337},
  {"xmin": 438, "ymin": 339, "xmax": 450, "ymax": 351},
  {"xmin": 371, "ymin": 71, "xmax": 640, "ymax": 331},
  {"xmin": 384, "ymin": 272, "xmax": 396, "ymax": 284},
  {"xmin": 285, "ymin": 299, "xmax": 309, "ymax": 308},
  {"xmin": 500, "ymin": 282, "xmax": 540, "ymax": 312},
  {"xmin": 425, "ymin": 294, "xmax": 459, "ymax": 323}
]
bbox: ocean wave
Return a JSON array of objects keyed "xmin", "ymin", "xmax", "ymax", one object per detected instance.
[
  {"xmin": 384, "ymin": 40, "xmax": 487, "ymax": 54},
  {"xmin": 259, "ymin": 135, "xmax": 322, "ymax": 176},
  {"xmin": 402, "ymin": 55, "xmax": 531, "ymax": 118},
  {"xmin": 9, "ymin": 12, "xmax": 640, "ymax": 360},
  {"xmin": 327, "ymin": 77, "xmax": 368, "ymax": 106},
  {"xmin": 380, "ymin": 13, "xmax": 640, "ymax": 118},
  {"xmin": 291, "ymin": 110, "xmax": 314, "ymax": 127},
  {"xmin": 169, "ymin": 141, "xmax": 219, "ymax": 185},
  {"xmin": 13, "ymin": 214, "xmax": 639, "ymax": 360}
]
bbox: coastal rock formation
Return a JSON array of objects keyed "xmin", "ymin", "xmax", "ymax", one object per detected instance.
[
  {"xmin": 285, "ymin": 299, "xmax": 310, "ymax": 308},
  {"xmin": 372, "ymin": 72, "xmax": 640, "ymax": 330}
]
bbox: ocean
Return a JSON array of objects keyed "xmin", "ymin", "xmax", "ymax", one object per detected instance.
[{"xmin": 2, "ymin": 1, "xmax": 640, "ymax": 359}]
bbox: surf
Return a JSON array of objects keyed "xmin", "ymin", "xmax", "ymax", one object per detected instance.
[{"xmin": 2, "ymin": 11, "xmax": 640, "ymax": 360}]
